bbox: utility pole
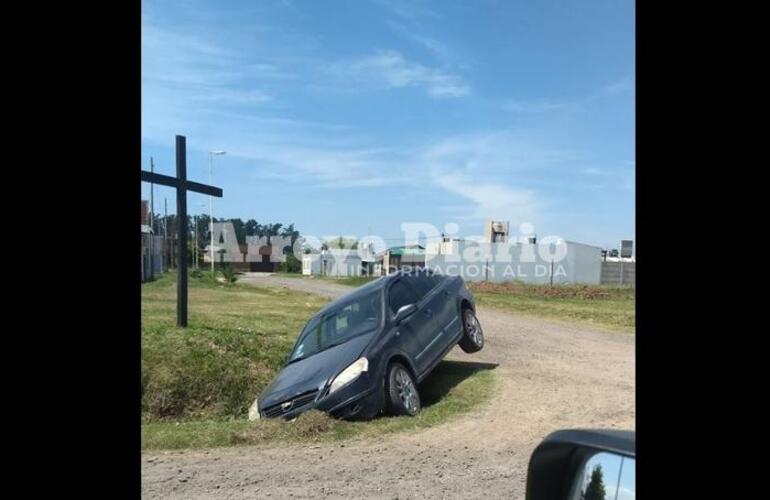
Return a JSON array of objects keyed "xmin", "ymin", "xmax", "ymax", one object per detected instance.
[
  {"xmin": 193, "ymin": 215, "xmax": 198, "ymax": 269},
  {"xmin": 150, "ymin": 157, "xmax": 155, "ymax": 273},
  {"xmin": 150, "ymin": 157, "xmax": 155, "ymax": 232},
  {"xmin": 208, "ymin": 150, "xmax": 226, "ymax": 273}
]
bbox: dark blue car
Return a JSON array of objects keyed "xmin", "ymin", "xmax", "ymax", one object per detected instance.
[{"xmin": 252, "ymin": 269, "xmax": 484, "ymax": 420}]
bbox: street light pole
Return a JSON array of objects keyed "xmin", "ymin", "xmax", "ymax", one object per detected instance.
[{"xmin": 209, "ymin": 150, "xmax": 226, "ymax": 273}]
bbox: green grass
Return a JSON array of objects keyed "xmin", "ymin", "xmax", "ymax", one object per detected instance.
[
  {"xmin": 142, "ymin": 360, "xmax": 496, "ymax": 450},
  {"xmin": 142, "ymin": 271, "xmax": 497, "ymax": 450},
  {"xmin": 319, "ymin": 274, "xmax": 635, "ymax": 333},
  {"xmin": 316, "ymin": 275, "xmax": 379, "ymax": 287},
  {"xmin": 142, "ymin": 272, "xmax": 329, "ymax": 421},
  {"xmin": 468, "ymin": 282, "xmax": 635, "ymax": 332}
]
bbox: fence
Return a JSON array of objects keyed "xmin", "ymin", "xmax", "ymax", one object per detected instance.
[
  {"xmin": 141, "ymin": 234, "xmax": 164, "ymax": 282},
  {"xmin": 600, "ymin": 261, "xmax": 635, "ymax": 285},
  {"xmin": 424, "ymin": 241, "xmax": 603, "ymax": 285}
]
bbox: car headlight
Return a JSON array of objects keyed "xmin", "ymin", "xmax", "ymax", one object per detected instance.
[{"xmin": 328, "ymin": 357, "xmax": 368, "ymax": 395}]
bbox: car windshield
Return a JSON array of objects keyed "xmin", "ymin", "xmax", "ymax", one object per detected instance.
[{"xmin": 288, "ymin": 290, "xmax": 382, "ymax": 363}]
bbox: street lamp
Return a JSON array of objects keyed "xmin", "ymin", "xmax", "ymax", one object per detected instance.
[
  {"xmin": 208, "ymin": 150, "xmax": 226, "ymax": 272},
  {"xmin": 197, "ymin": 202, "xmax": 206, "ymax": 269}
]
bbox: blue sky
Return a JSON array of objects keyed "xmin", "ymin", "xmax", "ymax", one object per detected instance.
[{"xmin": 142, "ymin": 0, "xmax": 634, "ymax": 250}]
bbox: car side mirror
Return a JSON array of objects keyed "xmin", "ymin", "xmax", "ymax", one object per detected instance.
[
  {"xmin": 394, "ymin": 304, "xmax": 417, "ymax": 324},
  {"xmin": 525, "ymin": 429, "xmax": 635, "ymax": 500}
]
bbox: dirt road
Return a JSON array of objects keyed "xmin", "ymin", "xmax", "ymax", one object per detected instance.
[
  {"xmin": 142, "ymin": 274, "xmax": 634, "ymax": 499},
  {"xmin": 236, "ymin": 273, "xmax": 352, "ymax": 299}
]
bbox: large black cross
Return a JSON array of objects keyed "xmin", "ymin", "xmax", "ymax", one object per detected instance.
[{"xmin": 141, "ymin": 135, "xmax": 223, "ymax": 327}]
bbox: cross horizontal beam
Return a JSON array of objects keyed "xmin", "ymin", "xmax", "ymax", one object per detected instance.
[{"xmin": 141, "ymin": 170, "xmax": 223, "ymax": 197}]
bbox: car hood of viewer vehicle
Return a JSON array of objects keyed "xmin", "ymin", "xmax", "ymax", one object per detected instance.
[{"xmin": 258, "ymin": 330, "xmax": 376, "ymax": 411}]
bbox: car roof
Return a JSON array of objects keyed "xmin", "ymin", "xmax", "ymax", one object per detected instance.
[{"xmin": 312, "ymin": 269, "xmax": 445, "ymax": 317}]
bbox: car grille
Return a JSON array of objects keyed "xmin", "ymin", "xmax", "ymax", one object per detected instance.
[{"xmin": 262, "ymin": 389, "xmax": 319, "ymax": 418}]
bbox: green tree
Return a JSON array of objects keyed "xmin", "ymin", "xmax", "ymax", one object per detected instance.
[
  {"xmin": 278, "ymin": 253, "xmax": 302, "ymax": 273},
  {"xmin": 244, "ymin": 219, "xmax": 260, "ymax": 238},
  {"xmin": 323, "ymin": 237, "xmax": 359, "ymax": 249},
  {"xmin": 583, "ymin": 464, "xmax": 607, "ymax": 500}
]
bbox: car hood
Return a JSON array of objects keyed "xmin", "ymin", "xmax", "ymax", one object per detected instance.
[{"xmin": 258, "ymin": 331, "xmax": 375, "ymax": 411}]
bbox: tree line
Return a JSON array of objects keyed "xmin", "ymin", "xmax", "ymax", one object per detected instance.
[{"xmin": 149, "ymin": 214, "xmax": 301, "ymax": 248}]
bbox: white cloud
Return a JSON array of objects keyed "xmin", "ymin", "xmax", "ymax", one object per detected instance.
[
  {"xmin": 504, "ymin": 99, "xmax": 581, "ymax": 114},
  {"xmin": 329, "ymin": 50, "xmax": 470, "ymax": 98},
  {"xmin": 370, "ymin": 0, "xmax": 441, "ymax": 24},
  {"xmin": 413, "ymin": 131, "xmax": 578, "ymax": 226},
  {"xmin": 601, "ymin": 76, "xmax": 634, "ymax": 96},
  {"xmin": 142, "ymin": 22, "xmax": 281, "ymax": 134},
  {"xmin": 432, "ymin": 172, "xmax": 538, "ymax": 225}
]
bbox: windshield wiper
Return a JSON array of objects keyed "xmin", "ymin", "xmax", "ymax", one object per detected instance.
[
  {"xmin": 286, "ymin": 355, "xmax": 307, "ymax": 365},
  {"xmin": 286, "ymin": 340, "xmax": 347, "ymax": 365}
]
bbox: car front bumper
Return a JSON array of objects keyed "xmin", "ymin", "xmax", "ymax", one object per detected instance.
[{"xmin": 260, "ymin": 370, "xmax": 382, "ymax": 420}]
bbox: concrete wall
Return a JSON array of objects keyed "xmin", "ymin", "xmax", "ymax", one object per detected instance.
[
  {"xmin": 424, "ymin": 240, "xmax": 602, "ymax": 285},
  {"xmin": 600, "ymin": 261, "xmax": 636, "ymax": 285}
]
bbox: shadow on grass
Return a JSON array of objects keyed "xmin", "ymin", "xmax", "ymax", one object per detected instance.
[{"xmin": 417, "ymin": 360, "xmax": 499, "ymax": 408}]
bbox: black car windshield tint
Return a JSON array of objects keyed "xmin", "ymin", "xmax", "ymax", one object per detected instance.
[
  {"xmin": 288, "ymin": 290, "xmax": 382, "ymax": 362},
  {"xmin": 388, "ymin": 280, "xmax": 419, "ymax": 314}
]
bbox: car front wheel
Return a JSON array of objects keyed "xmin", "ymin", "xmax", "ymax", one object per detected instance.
[{"xmin": 386, "ymin": 363, "xmax": 421, "ymax": 416}]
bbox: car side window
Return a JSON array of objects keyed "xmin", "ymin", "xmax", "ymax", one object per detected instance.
[
  {"xmin": 404, "ymin": 271, "xmax": 435, "ymax": 299},
  {"xmin": 427, "ymin": 272, "xmax": 444, "ymax": 289},
  {"xmin": 388, "ymin": 280, "xmax": 419, "ymax": 315}
]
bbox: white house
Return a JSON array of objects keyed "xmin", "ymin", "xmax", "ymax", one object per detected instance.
[
  {"xmin": 302, "ymin": 245, "xmax": 376, "ymax": 277},
  {"xmin": 302, "ymin": 253, "xmax": 321, "ymax": 275}
]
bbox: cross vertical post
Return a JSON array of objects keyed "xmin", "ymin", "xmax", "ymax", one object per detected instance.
[{"xmin": 176, "ymin": 135, "xmax": 189, "ymax": 327}]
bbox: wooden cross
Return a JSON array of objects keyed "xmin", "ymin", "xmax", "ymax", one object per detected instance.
[{"xmin": 141, "ymin": 135, "xmax": 223, "ymax": 327}]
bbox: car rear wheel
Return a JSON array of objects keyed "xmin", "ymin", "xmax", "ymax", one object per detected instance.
[
  {"xmin": 459, "ymin": 307, "xmax": 484, "ymax": 353},
  {"xmin": 386, "ymin": 363, "xmax": 421, "ymax": 416}
]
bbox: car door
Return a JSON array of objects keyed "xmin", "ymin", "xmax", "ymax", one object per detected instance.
[
  {"xmin": 402, "ymin": 271, "xmax": 449, "ymax": 373},
  {"xmin": 428, "ymin": 273, "xmax": 462, "ymax": 346},
  {"xmin": 386, "ymin": 278, "xmax": 435, "ymax": 366}
]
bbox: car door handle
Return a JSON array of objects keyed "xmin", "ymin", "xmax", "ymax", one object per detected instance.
[
  {"xmin": 443, "ymin": 290, "xmax": 450, "ymax": 296},
  {"xmin": 424, "ymin": 309, "xmax": 433, "ymax": 316}
]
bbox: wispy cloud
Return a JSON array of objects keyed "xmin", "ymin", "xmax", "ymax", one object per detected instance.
[
  {"xmin": 503, "ymin": 99, "xmax": 581, "ymax": 114},
  {"xmin": 328, "ymin": 50, "xmax": 470, "ymax": 98},
  {"xmin": 142, "ymin": 22, "xmax": 285, "ymax": 123},
  {"xmin": 503, "ymin": 75, "xmax": 634, "ymax": 115},
  {"xmin": 370, "ymin": 0, "xmax": 441, "ymax": 24},
  {"xmin": 412, "ymin": 131, "xmax": 582, "ymax": 226},
  {"xmin": 432, "ymin": 171, "xmax": 539, "ymax": 225},
  {"xmin": 601, "ymin": 76, "xmax": 634, "ymax": 96}
]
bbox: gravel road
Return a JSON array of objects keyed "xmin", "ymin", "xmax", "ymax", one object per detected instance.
[{"xmin": 142, "ymin": 274, "xmax": 634, "ymax": 499}]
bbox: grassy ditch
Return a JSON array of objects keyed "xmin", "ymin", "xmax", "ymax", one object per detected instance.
[{"xmin": 142, "ymin": 272, "xmax": 497, "ymax": 449}]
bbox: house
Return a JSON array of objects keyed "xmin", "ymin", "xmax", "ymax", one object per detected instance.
[
  {"xmin": 302, "ymin": 249, "xmax": 362, "ymax": 277},
  {"xmin": 374, "ymin": 245, "xmax": 425, "ymax": 275},
  {"xmin": 302, "ymin": 252, "xmax": 322, "ymax": 275},
  {"xmin": 302, "ymin": 243, "xmax": 376, "ymax": 277},
  {"xmin": 203, "ymin": 242, "xmax": 281, "ymax": 272}
]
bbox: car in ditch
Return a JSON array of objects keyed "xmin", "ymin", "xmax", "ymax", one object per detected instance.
[{"xmin": 250, "ymin": 268, "xmax": 484, "ymax": 421}]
